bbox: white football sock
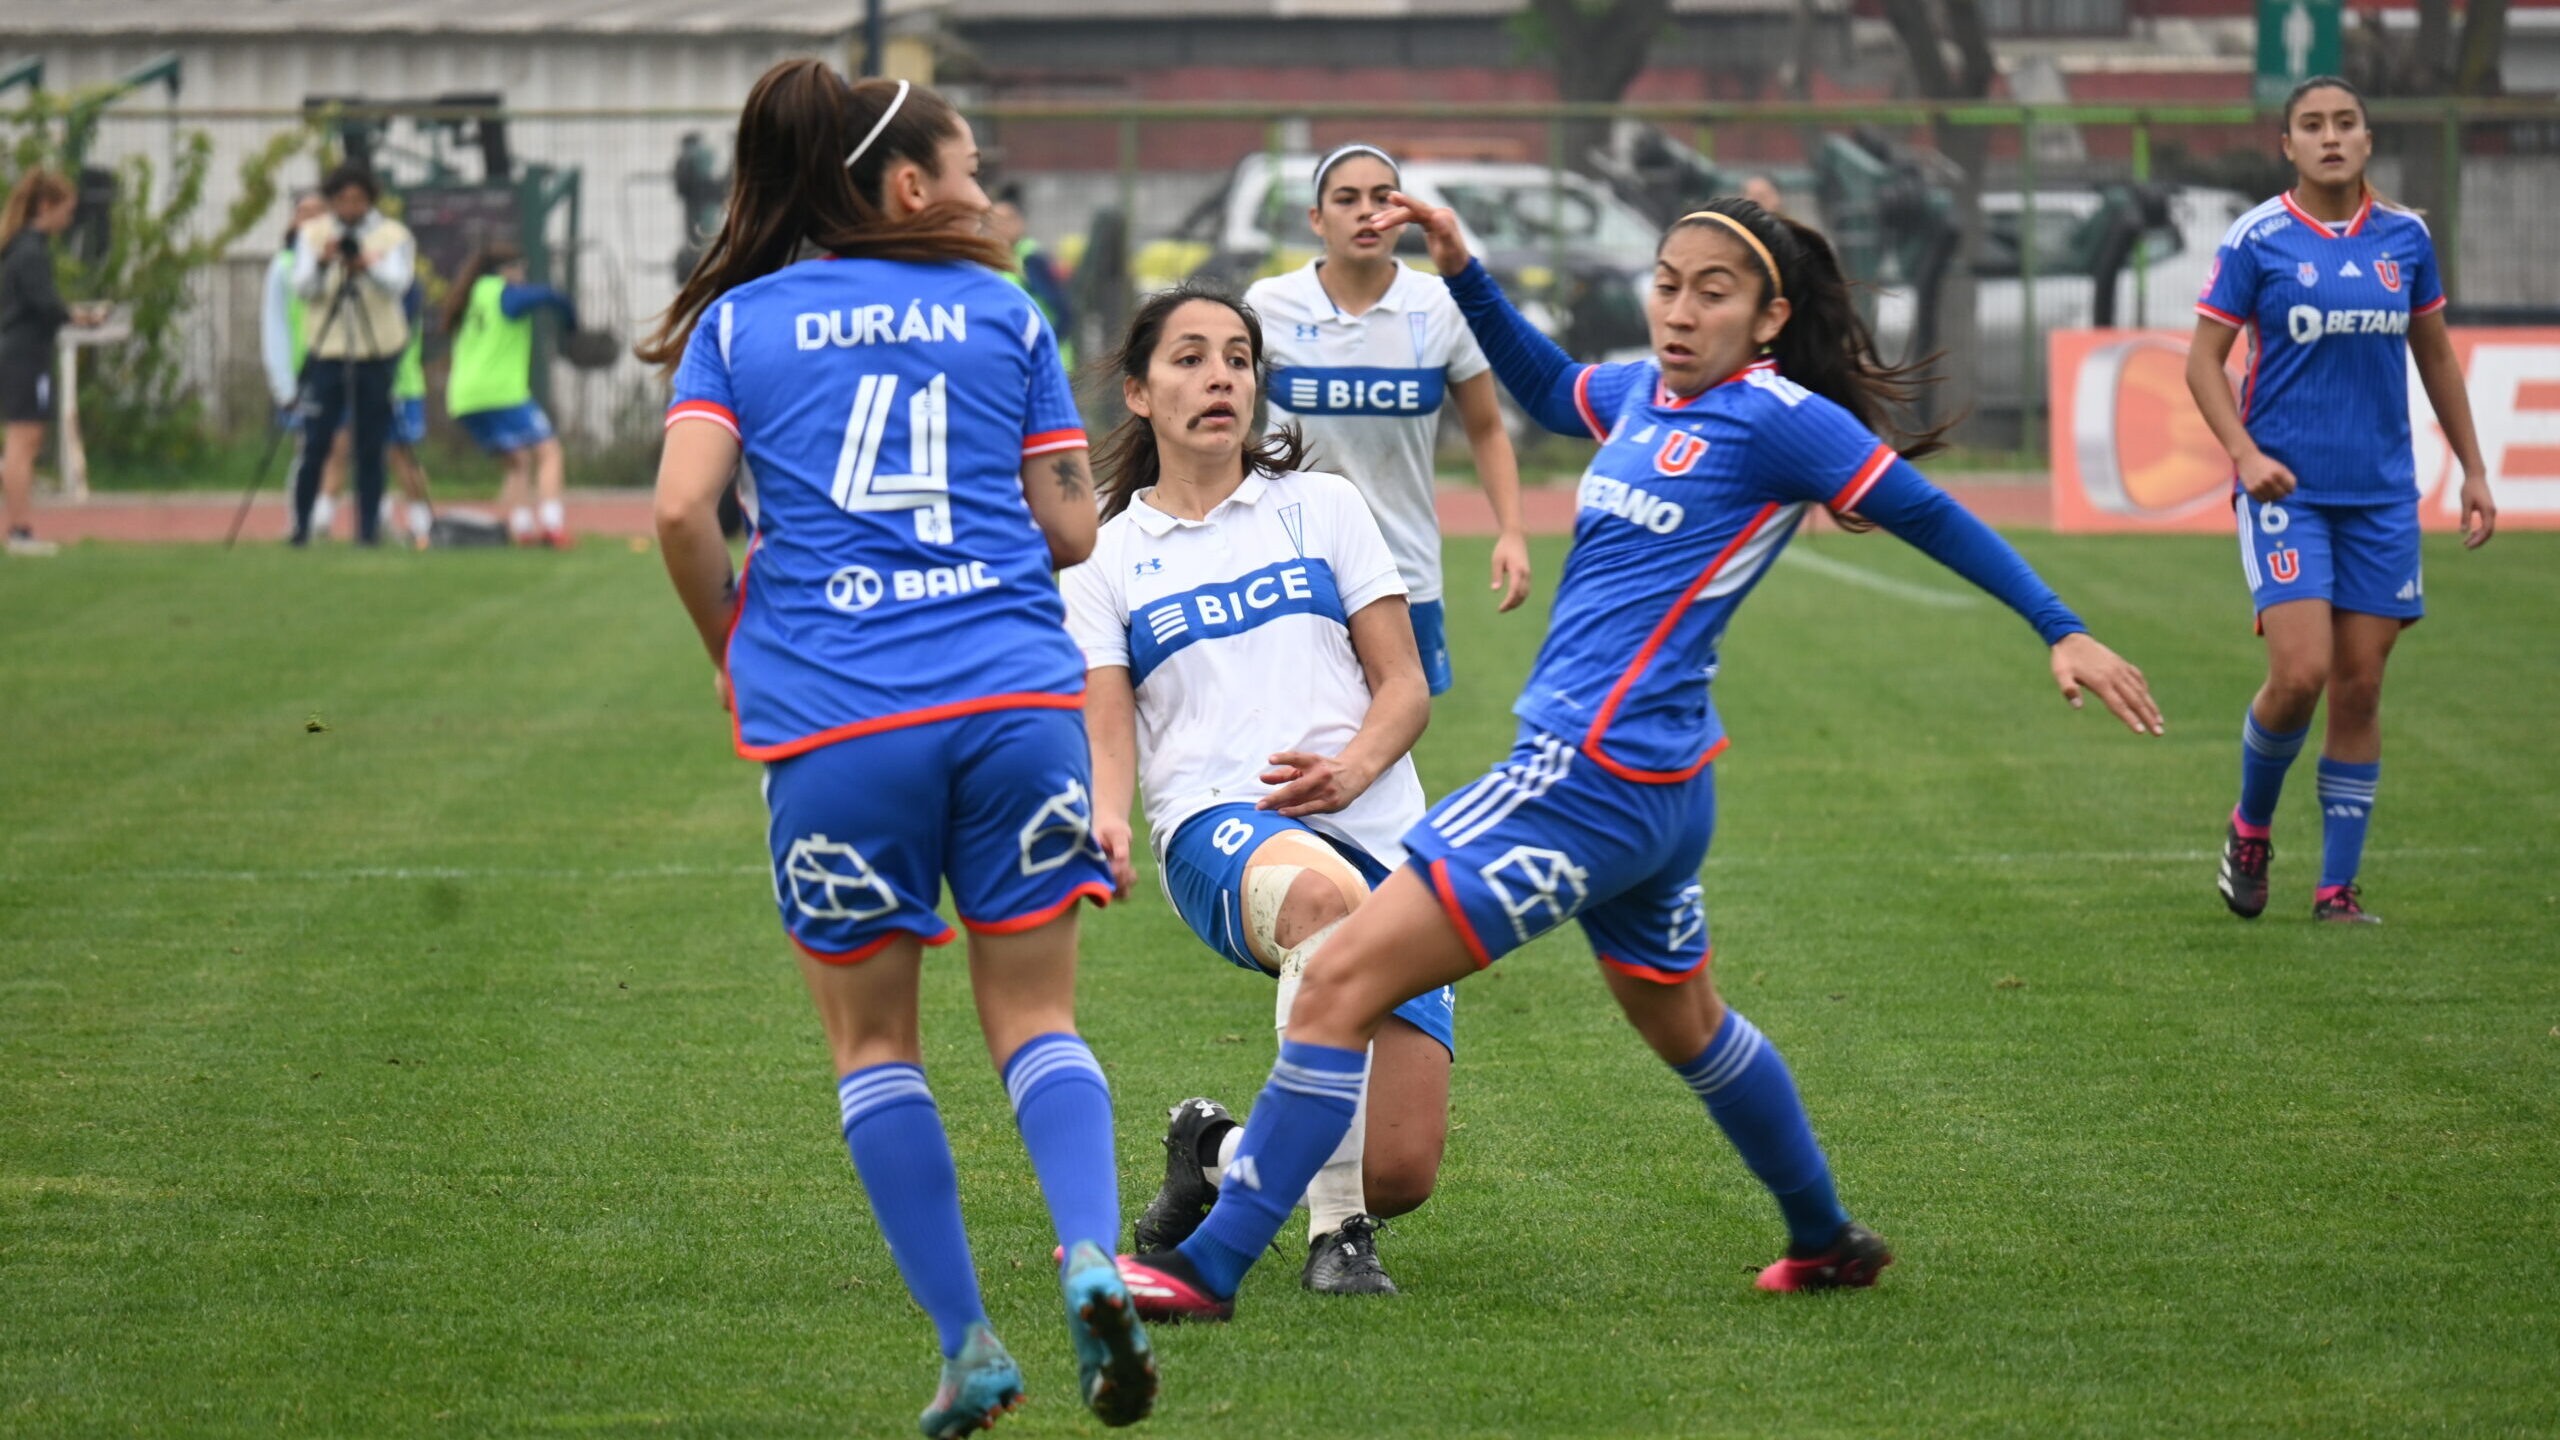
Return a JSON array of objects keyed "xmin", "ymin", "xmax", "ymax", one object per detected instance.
[
  {"xmin": 538, "ymin": 499, "xmax": 565, "ymax": 532},
  {"xmin": 509, "ymin": 506, "xmax": 536, "ymax": 538},
  {"xmin": 1268, "ymin": 918, "xmax": 1370, "ymax": 1236},
  {"xmin": 310, "ymin": 494, "xmax": 337, "ymax": 536},
  {"xmin": 407, "ymin": 502, "xmax": 435, "ymax": 539}
]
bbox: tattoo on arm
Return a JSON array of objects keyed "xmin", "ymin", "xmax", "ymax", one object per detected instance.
[{"xmin": 1050, "ymin": 455, "xmax": 1088, "ymax": 502}]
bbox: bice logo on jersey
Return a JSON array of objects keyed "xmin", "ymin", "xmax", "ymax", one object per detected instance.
[
  {"xmin": 2376, "ymin": 259, "xmax": 2402, "ymax": 292},
  {"xmin": 1275, "ymin": 365, "xmax": 1446, "ymax": 416},
  {"xmin": 1653, "ymin": 430, "xmax": 1709, "ymax": 477},
  {"xmin": 1478, "ymin": 844, "xmax": 1590, "ymax": 944}
]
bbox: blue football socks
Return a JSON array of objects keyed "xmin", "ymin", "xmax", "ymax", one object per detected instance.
[
  {"xmin": 1676, "ymin": 1010, "xmax": 1850, "ymax": 1253},
  {"xmin": 837, "ymin": 1064, "xmax": 985, "ymax": 1358},
  {"xmin": 2237, "ymin": 707, "xmax": 2310, "ymax": 833},
  {"xmin": 1002, "ymin": 1032, "xmax": 1120, "ymax": 1256},
  {"xmin": 2316, "ymin": 757, "xmax": 2381, "ymax": 891},
  {"xmin": 1177, "ymin": 1039, "xmax": 1366, "ymax": 1298}
]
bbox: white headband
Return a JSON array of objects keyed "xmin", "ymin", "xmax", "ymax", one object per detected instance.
[
  {"xmin": 845, "ymin": 79, "xmax": 911, "ymax": 170},
  {"xmin": 1313, "ymin": 143, "xmax": 1399, "ymax": 189}
]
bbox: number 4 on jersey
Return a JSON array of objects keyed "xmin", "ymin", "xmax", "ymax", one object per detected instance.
[{"xmin": 832, "ymin": 371, "xmax": 951, "ymax": 543}]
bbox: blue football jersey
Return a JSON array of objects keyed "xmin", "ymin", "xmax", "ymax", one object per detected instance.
[
  {"xmin": 667, "ymin": 258, "xmax": 1090, "ymax": 760},
  {"xmin": 1521, "ymin": 359, "xmax": 1905, "ymax": 779},
  {"xmin": 2196, "ymin": 191, "xmax": 2445, "ymax": 505}
]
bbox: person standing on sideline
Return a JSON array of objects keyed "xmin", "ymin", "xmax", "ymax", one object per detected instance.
[
  {"xmin": 2190, "ymin": 76, "xmax": 2495, "ymax": 925},
  {"xmin": 639, "ymin": 63, "xmax": 1155, "ymax": 1434},
  {"xmin": 991, "ymin": 185, "xmax": 1075, "ymax": 369},
  {"xmin": 442, "ymin": 242, "xmax": 576, "ymax": 547},
  {"xmin": 1247, "ymin": 145, "xmax": 1533, "ymax": 695},
  {"xmin": 1742, "ymin": 175, "xmax": 1787, "ymax": 219},
  {"xmin": 383, "ymin": 279, "xmax": 436, "ymax": 547},
  {"xmin": 290, "ymin": 163, "xmax": 414, "ymax": 547},
  {"xmin": 1, "ymin": 167, "xmax": 94, "ymax": 558},
  {"xmin": 262, "ymin": 191, "xmax": 351, "ymax": 540}
]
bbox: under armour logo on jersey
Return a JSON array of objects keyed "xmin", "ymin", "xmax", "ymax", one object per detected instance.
[
  {"xmin": 1223, "ymin": 1155, "xmax": 1261, "ymax": 1192},
  {"xmin": 1667, "ymin": 881, "xmax": 1706, "ymax": 953},
  {"xmin": 1295, "ymin": 323, "xmax": 1318, "ymax": 340},
  {"xmin": 783, "ymin": 835, "xmax": 899, "ymax": 922},
  {"xmin": 1019, "ymin": 779, "xmax": 1103, "ymax": 876},
  {"xmin": 1134, "ymin": 556, "xmax": 1164, "ymax": 576},
  {"xmin": 1479, "ymin": 844, "xmax": 1591, "ymax": 944},
  {"xmin": 2339, "ymin": 260, "xmax": 2361, "ymax": 278}
]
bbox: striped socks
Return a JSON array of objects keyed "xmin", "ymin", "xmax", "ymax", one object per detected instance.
[
  {"xmin": 1002, "ymin": 1033, "xmax": 1120, "ymax": 1257},
  {"xmin": 837, "ymin": 1064, "xmax": 985, "ymax": 1358},
  {"xmin": 1675, "ymin": 1010, "xmax": 1849, "ymax": 1253},
  {"xmin": 2236, "ymin": 708, "xmax": 2310, "ymax": 835},
  {"xmin": 2316, "ymin": 757, "xmax": 2381, "ymax": 892},
  {"xmin": 1179, "ymin": 1039, "xmax": 1367, "ymax": 1298}
]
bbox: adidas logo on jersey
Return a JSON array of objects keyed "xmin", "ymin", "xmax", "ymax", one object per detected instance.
[
  {"xmin": 2325, "ymin": 803, "xmax": 2367, "ymax": 819},
  {"xmin": 2396, "ymin": 577, "xmax": 2421, "ymax": 601},
  {"xmin": 2340, "ymin": 260, "xmax": 2362, "ymax": 278}
]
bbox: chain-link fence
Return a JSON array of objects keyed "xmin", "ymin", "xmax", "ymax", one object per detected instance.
[{"xmin": 57, "ymin": 97, "xmax": 2560, "ymax": 476}]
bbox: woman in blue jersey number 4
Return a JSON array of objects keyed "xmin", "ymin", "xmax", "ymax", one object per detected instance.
[
  {"xmin": 2187, "ymin": 75, "xmax": 2495, "ymax": 926},
  {"xmin": 1064, "ymin": 284, "xmax": 1451, "ymax": 1298},
  {"xmin": 1110, "ymin": 192, "xmax": 2162, "ymax": 1322},
  {"xmin": 639, "ymin": 63, "xmax": 1156, "ymax": 1435},
  {"xmin": 1245, "ymin": 144, "xmax": 1534, "ymax": 691}
]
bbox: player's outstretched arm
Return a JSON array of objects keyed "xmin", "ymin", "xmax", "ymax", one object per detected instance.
[
  {"xmin": 1853, "ymin": 457, "xmax": 2165, "ymax": 736},
  {"xmin": 1368, "ymin": 192, "xmax": 1595, "ymax": 439},
  {"xmin": 1259, "ymin": 596, "xmax": 1430, "ymax": 818},
  {"xmin": 2410, "ymin": 310, "xmax": 2496, "ymax": 549},
  {"xmin": 1083, "ymin": 665, "xmax": 1142, "ymax": 897},
  {"xmin": 654, "ymin": 418, "xmax": 744, "ymax": 708}
]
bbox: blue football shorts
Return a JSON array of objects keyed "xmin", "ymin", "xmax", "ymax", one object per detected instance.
[
  {"xmin": 760, "ymin": 706, "xmax": 1114, "ymax": 963},
  {"xmin": 1408, "ymin": 599, "xmax": 1453, "ymax": 697},
  {"xmin": 392, "ymin": 397, "xmax": 427, "ymax": 448},
  {"xmin": 457, "ymin": 400, "xmax": 556, "ymax": 455},
  {"xmin": 1159, "ymin": 803, "xmax": 1456, "ymax": 1057},
  {"xmin": 1402, "ymin": 725, "xmax": 1714, "ymax": 985},
  {"xmin": 2235, "ymin": 493, "xmax": 2423, "ymax": 626}
]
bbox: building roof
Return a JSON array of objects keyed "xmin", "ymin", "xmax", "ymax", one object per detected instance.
[{"xmin": 0, "ymin": 0, "xmax": 932, "ymax": 39}]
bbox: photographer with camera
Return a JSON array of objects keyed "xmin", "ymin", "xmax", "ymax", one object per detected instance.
[{"xmin": 288, "ymin": 163, "xmax": 413, "ymax": 548}]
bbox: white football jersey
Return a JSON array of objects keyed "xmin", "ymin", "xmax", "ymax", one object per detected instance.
[
  {"xmin": 1061, "ymin": 467, "xmax": 1426, "ymax": 867},
  {"xmin": 1246, "ymin": 262, "xmax": 1490, "ymax": 605}
]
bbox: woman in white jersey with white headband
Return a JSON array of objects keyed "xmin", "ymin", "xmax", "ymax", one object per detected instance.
[{"xmin": 1246, "ymin": 143, "xmax": 1533, "ymax": 694}]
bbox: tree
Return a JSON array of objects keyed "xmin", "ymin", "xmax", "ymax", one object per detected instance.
[
  {"xmin": 1874, "ymin": 0, "xmax": 1997, "ymax": 435},
  {"xmin": 1516, "ymin": 0, "xmax": 1674, "ymax": 172},
  {"xmin": 2365, "ymin": 0, "xmax": 2506, "ymax": 230}
]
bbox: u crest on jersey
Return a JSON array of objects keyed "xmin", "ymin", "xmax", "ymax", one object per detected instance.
[
  {"xmin": 1654, "ymin": 430, "xmax": 1710, "ymax": 476},
  {"xmin": 2375, "ymin": 258, "xmax": 2402, "ymax": 292}
]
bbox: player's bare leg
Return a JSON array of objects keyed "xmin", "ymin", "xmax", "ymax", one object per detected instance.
[
  {"xmin": 2225, "ymin": 598, "xmax": 2332, "ymax": 918},
  {"xmin": 1601, "ymin": 959, "xmax": 1890, "ymax": 1292},
  {"xmin": 501, "ymin": 448, "xmax": 537, "ymax": 545},
  {"xmin": 967, "ymin": 913, "xmax": 1156, "ymax": 1427},
  {"xmin": 531, "ymin": 436, "xmax": 571, "ymax": 547},
  {"xmin": 2312, "ymin": 610, "xmax": 2399, "ymax": 923}
]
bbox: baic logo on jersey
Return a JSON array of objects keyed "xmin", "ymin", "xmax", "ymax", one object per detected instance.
[
  {"xmin": 1478, "ymin": 844, "xmax": 1591, "ymax": 943},
  {"xmin": 1271, "ymin": 365, "xmax": 1448, "ymax": 417},
  {"xmin": 783, "ymin": 834, "xmax": 899, "ymax": 921}
]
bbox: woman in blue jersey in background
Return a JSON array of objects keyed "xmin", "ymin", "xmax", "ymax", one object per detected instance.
[
  {"xmin": 1111, "ymin": 191, "xmax": 2162, "ymax": 1323},
  {"xmin": 639, "ymin": 62, "xmax": 1156, "ymax": 1435},
  {"xmin": 2188, "ymin": 76, "xmax": 2495, "ymax": 926}
]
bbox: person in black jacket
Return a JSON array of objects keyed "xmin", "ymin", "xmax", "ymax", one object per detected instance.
[{"xmin": 1, "ymin": 167, "xmax": 92, "ymax": 557}]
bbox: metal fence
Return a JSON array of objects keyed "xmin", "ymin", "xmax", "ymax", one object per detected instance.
[{"xmin": 55, "ymin": 97, "xmax": 2560, "ymax": 473}]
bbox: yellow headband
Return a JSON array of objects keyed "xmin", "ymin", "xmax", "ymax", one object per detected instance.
[{"xmin": 1678, "ymin": 210, "xmax": 1782, "ymax": 300}]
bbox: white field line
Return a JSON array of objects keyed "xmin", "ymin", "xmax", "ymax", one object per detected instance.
[
  {"xmin": 0, "ymin": 848, "xmax": 2498, "ymax": 886},
  {"xmin": 1776, "ymin": 546, "xmax": 1982, "ymax": 608}
]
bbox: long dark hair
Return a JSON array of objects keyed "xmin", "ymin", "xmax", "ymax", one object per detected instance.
[
  {"xmin": 440, "ymin": 239, "xmax": 522, "ymax": 335},
  {"xmin": 637, "ymin": 62, "xmax": 1007, "ymax": 370},
  {"xmin": 1091, "ymin": 282, "xmax": 1312, "ymax": 522},
  {"xmin": 2279, "ymin": 75, "xmax": 2387, "ymax": 204},
  {"xmin": 1663, "ymin": 197, "xmax": 1950, "ymax": 463}
]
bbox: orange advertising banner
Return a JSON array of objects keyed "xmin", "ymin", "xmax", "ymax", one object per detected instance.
[{"xmin": 2048, "ymin": 327, "xmax": 2560, "ymax": 532}]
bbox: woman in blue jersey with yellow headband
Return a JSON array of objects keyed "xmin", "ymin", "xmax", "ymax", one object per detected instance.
[
  {"xmin": 640, "ymin": 62, "xmax": 1154, "ymax": 1434},
  {"xmin": 1111, "ymin": 192, "xmax": 2163, "ymax": 1323}
]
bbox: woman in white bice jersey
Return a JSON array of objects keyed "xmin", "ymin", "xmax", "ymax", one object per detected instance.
[
  {"xmin": 1245, "ymin": 143, "xmax": 1533, "ymax": 694},
  {"xmin": 1064, "ymin": 283, "xmax": 1451, "ymax": 1296}
]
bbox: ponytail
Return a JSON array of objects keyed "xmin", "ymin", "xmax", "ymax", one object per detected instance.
[
  {"xmin": 638, "ymin": 62, "xmax": 1007, "ymax": 371},
  {"xmin": 1092, "ymin": 281, "xmax": 1311, "ymax": 521},
  {"xmin": 1663, "ymin": 198, "xmax": 1951, "ymax": 466}
]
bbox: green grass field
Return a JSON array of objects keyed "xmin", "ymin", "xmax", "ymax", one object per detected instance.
[{"xmin": 4, "ymin": 532, "xmax": 2554, "ymax": 1438}]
